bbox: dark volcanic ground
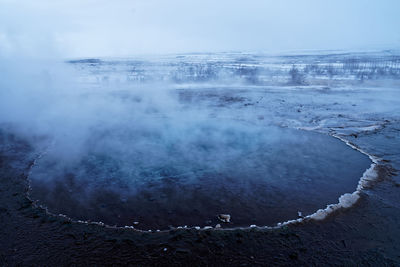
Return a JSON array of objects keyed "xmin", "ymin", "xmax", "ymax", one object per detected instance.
[{"xmin": 1, "ymin": 85, "xmax": 400, "ymax": 266}]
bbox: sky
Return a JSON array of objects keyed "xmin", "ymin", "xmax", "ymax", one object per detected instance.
[{"xmin": 0, "ymin": 0, "xmax": 399, "ymax": 58}]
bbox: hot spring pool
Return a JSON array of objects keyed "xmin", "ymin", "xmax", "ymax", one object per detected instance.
[{"xmin": 29, "ymin": 118, "xmax": 371, "ymax": 230}]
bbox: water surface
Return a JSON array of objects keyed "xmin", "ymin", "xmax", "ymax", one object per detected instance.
[{"xmin": 29, "ymin": 119, "xmax": 371, "ymax": 230}]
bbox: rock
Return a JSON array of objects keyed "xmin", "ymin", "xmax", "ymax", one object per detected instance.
[
  {"xmin": 215, "ymin": 224, "xmax": 221, "ymax": 228},
  {"xmin": 218, "ymin": 214, "xmax": 231, "ymax": 223}
]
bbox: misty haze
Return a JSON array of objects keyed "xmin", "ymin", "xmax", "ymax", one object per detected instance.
[{"xmin": 1, "ymin": 1, "xmax": 400, "ymax": 266}]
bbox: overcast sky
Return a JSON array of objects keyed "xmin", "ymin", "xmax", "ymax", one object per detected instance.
[{"xmin": 0, "ymin": 0, "xmax": 399, "ymax": 58}]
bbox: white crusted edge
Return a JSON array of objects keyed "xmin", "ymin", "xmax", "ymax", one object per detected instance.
[{"xmin": 276, "ymin": 133, "xmax": 381, "ymax": 228}]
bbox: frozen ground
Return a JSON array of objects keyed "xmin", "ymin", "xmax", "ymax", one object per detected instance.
[{"xmin": 1, "ymin": 51, "xmax": 399, "ymax": 265}]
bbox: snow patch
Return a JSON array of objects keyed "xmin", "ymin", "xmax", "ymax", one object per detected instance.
[
  {"xmin": 307, "ymin": 192, "xmax": 360, "ymax": 221},
  {"xmin": 357, "ymin": 164, "xmax": 379, "ymax": 190}
]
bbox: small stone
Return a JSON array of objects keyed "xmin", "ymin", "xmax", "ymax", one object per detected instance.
[
  {"xmin": 215, "ymin": 224, "xmax": 221, "ymax": 228},
  {"xmin": 204, "ymin": 226, "xmax": 213, "ymax": 230},
  {"xmin": 218, "ymin": 214, "xmax": 231, "ymax": 223},
  {"xmin": 194, "ymin": 226, "xmax": 201, "ymax": 230},
  {"xmin": 250, "ymin": 224, "xmax": 256, "ymax": 228},
  {"xmin": 298, "ymin": 211, "xmax": 303, "ymax": 218},
  {"xmin": 133, "ymin": 221, "xmax": 139, "ymax": 225},
  {"xmin": 163, "ymin": 248, "xmax": 168, "ymax": 252}
]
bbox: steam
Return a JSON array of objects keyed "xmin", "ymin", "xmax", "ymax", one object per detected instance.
[
  {"xmin": 0, "ymin": 56, "xmax": 282, "ymax": 187},
  {"xmin": 0, "ymin": 52, "xmax": 381, "ymax": 230}
]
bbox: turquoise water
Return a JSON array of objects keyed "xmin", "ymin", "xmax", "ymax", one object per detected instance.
[{"xmin": 29, "ymin": 119, "xmax": 371, "ymax": 229}]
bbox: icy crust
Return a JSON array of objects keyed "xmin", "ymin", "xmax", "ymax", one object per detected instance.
[
  {"xmin": 278, "ymin": 134, "xmax": 381, "ymax": 227},
  {"xmin": 25, "ymin": 133, "xmax": 382, "ymax": 233},
  {"xmin": 333, "ymin": 134, "xmax": 380, "ymax": 165},
  {"xmin": 279, "ymin": 164, "xmax": 378, "ymax": 227}
]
